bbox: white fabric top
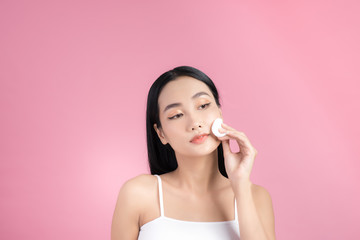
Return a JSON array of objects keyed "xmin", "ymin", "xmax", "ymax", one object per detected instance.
[{"xmin": 138, "ymin": 174, "xmax": 240, "ymax": 240}]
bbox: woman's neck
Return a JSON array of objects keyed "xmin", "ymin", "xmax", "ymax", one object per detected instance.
[{"xmin": 169, "ymin": 150, "xmax": 226, "ymax": 195}]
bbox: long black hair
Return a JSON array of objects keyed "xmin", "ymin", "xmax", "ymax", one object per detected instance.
[{"xmin": 146, "ymin": 66, "xmax": 228, "ymax": 178}]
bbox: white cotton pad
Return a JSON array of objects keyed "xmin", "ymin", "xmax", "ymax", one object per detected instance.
[{"xmin": 211, "ymin": 118, "xmax": 226, "ymax": 137}]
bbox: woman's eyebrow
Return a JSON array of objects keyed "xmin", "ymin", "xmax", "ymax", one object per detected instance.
[
  {"xmin": 163, "ymin": 91, "xmax": 210, "ymax": 113},
  {"xmin": 163, "ymin": 103, "xmax": 181, "ymax": 113},
  {"xmin": 191, "ymin": 91, "xmax": 210, "ymax": 99}
]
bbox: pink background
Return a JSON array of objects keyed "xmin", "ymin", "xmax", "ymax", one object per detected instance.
[{"xmin": 1, "ymin": 0, "xmax": 359, "ymax": 239}]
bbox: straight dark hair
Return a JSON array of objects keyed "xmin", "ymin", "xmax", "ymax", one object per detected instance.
[{"xmin": 146, "ymin": 66, "xmax": 228, "ymax": 178}]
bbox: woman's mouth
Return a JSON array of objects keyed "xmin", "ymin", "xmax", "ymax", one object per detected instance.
[{"xmin": 190, "ymin": 134, "xmax": 209, "ymax": 144}]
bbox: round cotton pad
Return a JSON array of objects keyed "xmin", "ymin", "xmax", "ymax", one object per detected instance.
[{"xmin": 211, "ymin": 118, "xmax": 226, "ymax": 137}]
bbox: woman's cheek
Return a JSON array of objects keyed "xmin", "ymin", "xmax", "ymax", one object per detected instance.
[{"xmin": 206, "ymin": 110, "xmax": 221, "ymax": 124}]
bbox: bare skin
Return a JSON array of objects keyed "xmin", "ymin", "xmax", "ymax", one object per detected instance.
[{"xmin": 111, "ymin": 76, "xmax": 276, "ymax": 240}]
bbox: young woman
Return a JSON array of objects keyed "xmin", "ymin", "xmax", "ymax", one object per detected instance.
[{"xmin": 111, "ymin": 66, "xmax": 276, "ymax": 240}]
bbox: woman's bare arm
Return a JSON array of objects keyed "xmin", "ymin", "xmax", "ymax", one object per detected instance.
[
  {"xmin": 111, "ymin": 178, "xmax": 141, "ymax": 240},
  {"xmin": 252, "ymin": 184, "xmax": 276, "ymax": 240},
  {"xmin": 218, "ymin": 122, "xmax": 276, "ymax": 239},
  {"xmin": 235, "ymin": 182, "xmax": 276, "ymax": 240}
]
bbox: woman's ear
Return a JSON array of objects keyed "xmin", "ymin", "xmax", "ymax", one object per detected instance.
[{"xmin": 153, "ymin": 123, "xmax": 168, "ymax": 145}]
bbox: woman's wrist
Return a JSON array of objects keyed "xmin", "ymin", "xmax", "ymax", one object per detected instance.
[{"xmin": 230, "ymin": 178, "xmax": 253, "ymax": 197}]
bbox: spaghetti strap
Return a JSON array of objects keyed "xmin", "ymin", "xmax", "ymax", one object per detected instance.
[
  {"xmin": 234, "ymin": 198, "xmax": 238, "ymax": 221},
  {"xmin": 138, "ymin": 175, "xmax": 241, "ymax": 239},
  {"xmin": 154, "ymin": 174, "xmax": 164, "ymax": 217}
]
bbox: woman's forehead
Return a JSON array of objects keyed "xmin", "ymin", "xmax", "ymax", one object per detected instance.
[{"xmin": 158, "ymin": 76, "xmax": 212, "ymax": 104}]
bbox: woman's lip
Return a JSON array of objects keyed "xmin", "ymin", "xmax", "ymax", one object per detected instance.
[{"xmin": 190, "ymin": 134, "xmax": 209, "ymax": 144}]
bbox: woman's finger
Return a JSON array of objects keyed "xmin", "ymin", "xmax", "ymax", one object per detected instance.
[
  {"xmin": 218, "ymin": 130, "xmax": 255, "ymax": 155},
  {"xmin": 221, "ymin": 139, "xmax": 232, "ymax": 156},
  {"xmin": 219, "ymin": 123, "xmax": 250, "ymax": 147},
  {"xmin": 218, "ymin": 130, "xmax": 247, "ymax": 147},
  {"xmin": 221, "ymin": 122, "xmax": 236, "ymax": 131}
]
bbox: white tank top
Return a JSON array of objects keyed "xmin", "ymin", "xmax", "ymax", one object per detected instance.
[{"xmin": 138, "ymin": 174, "xmax": 240, "ymax": 240}]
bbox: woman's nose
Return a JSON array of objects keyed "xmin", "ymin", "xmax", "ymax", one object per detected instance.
[
  {"xmin": 191, "ymin": 124, "xmax": 202, "ymax": 131},
  {"xmin": 189, "ymin": 118, "xmax": 203, "ymax": 131},
  {"xmin": 187, "ymin": 113, "xmax": 204, "ymax": 131}
]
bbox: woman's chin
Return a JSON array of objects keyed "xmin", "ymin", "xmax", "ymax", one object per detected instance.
[{"xmin": 179, "ymin": 145, "xmax": 219, "ymax": 158}]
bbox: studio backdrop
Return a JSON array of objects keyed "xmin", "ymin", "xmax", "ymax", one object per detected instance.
[{"xmin": 1, "ymin": 0, "xmax": 359, "ymax": 239}]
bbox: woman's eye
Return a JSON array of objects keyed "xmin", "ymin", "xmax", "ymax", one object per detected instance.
[
  {"xmin": 199, "ymin": 103, "xmax": 211, "ymax": 109},
  {"xmin": 168, "ymin": 113, "xmax": 183, "ymax": 120}
]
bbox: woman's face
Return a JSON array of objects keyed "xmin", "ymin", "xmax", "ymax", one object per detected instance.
[{"xmin": 154, "ymin": 76, "xmax": 223, "ymax": 158}]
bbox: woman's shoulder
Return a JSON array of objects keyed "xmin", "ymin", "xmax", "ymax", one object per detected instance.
[
  {"xmin": 124, "ymin": 173, "xmax": 157, "ymax": 184},
  {"xmin": 114, "ymin": 174, "xmax": 158, "ymax": 221},
  {"xmin": 112, "ymin": 174, "xmax": 158, "ymax": 237},
  {"xmin": 250, "ymin": 183, "xmax": 274, "ymax": 215},
  {"xmin": 251, "ymin": 183, "xmax": 272, "ymax": 199},
  {"xmin": 119, "ymin": 173, "xmax": 158, "ymax": 198}
]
